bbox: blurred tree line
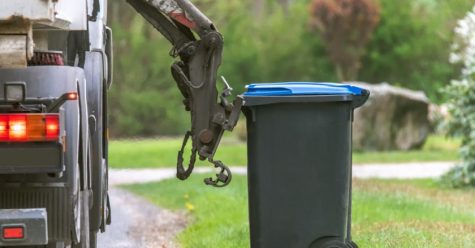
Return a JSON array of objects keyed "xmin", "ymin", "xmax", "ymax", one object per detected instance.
[{"xmin": 107, "ymin": 0, "xmax": 473, "ymax": 137}]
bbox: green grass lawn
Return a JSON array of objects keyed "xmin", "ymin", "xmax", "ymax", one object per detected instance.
[
  {"xmin": 109, "ymin": 135, "xmax": 460, "ymax": 168},
  {"xmin": 125, "ymin": 176, "xmax": 475, "ymax": 248},
  {"xmin": 353, "ymin": 135, "xmax": 460, "ymax": 164}
]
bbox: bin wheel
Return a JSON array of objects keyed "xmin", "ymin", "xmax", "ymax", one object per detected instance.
[{"xmin": 347, "ymin": 240, "xmax": 359, "ymax": 248}]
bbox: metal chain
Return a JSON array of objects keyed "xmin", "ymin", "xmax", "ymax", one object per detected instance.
[
  {"xmin": 176, "ymin": 131, "xmax": 232, "ymax": 187},
  {"xmin": 176, "ymin": 131, "xmax": 196, "ymax": 180}
]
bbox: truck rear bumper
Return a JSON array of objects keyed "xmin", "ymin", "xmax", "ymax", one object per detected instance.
[{"xmin": 0, "ymin": 208, "xmax": 48, "ymax": 246}]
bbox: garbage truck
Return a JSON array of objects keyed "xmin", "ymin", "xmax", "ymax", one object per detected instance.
[{"xmin": 0, "ymin": 0, "xmax": 240, "ymax": 247}]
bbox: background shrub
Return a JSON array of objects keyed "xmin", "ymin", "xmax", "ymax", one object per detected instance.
[{"xmin": 107, "ymin": 0, "xmax": 473, "ymax": 137}]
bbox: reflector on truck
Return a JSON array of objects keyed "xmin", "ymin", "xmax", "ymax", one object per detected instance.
[
  {"xmin": 0, "ymin": 209, "xmax": 47, "ymax": 246},
  {"xmin": 2, "ymin": 226, "xmax": 24, "ymax": 240}
]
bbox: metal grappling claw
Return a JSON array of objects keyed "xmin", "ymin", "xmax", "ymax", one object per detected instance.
[
  {"xmin": 127, "ymin": 0, "xmax": 242, "ymax": 187},
  {"xmin": 204, "ymin": 160, "xmax": 232, "ymax": 187},
  {"xmin": 175, "ymin": 76, "xmax": 241, "ymax": 187},
  {"xmin": 177, "ymin": 131, "xmax": 233, "ymax": 187}
]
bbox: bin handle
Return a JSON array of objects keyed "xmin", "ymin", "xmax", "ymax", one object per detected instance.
[{"xmin": 351, "ymin": 89, "xmax": 370, "ymax": 109}]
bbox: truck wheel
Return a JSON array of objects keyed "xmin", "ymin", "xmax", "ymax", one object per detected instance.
[
  {"xmin": 47, "ymin": 241, "xmax": 69, "ymax": 248},
  {"xmin": 72, "ymin": 192, "xmax": 90, "ymax": 248},
  {"xmin": 347, "ymin": 240, "xmax": 359, "ymax": 248},
  {"xmin": 310, "ymin": 237, "xmax": 351, "ymax": 248},
  {"xmin": 89, "ymin": 231, "xmax": 98, "ymax": 248}
]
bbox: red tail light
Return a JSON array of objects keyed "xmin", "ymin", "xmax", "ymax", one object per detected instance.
[
  {"xmin": 9, "ymin": 115, "xmax": 27, "ymax": 141},
  {"xmin": 2, "ymin": 226, "xmax": 24, "ymax": 239},
  {"xmin": 0, "ymin": 114, "xmax": 60, "ymax": 142},
  {"xmin": 45, "ymin": 115, "xmax": 60, "ymax": 140},
  {"xmin": 0, "ymin": 115, "xmax": 8, "ymax": 140}
]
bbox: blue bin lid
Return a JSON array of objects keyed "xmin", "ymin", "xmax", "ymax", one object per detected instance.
[{"xmin": 244, "ymin": 82, "xmax": 365, "ymax": 96}]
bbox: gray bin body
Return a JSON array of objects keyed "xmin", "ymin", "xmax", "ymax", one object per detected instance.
[{"xmin": 243, "ymin": 92, "xmax": 368, "ymax": 248}]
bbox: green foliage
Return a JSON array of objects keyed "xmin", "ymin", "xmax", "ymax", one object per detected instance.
[
  {"xmin": 108, "ymin": 1, "xmax": 188, "ymax": 136},
  {"xmin": 442, "ymin": 78, "xmax": 475, "ymax": 187},
  {"xmin": 219, "ymin": 1, "xmax": 335, "ymax": 87},
  {"xmin": 107, "ymin": 0, "xmax": 333, "ymax": 136},
  {"xmin": 441, "ymin": 6, "xmax": 475, "ymax": 187},
  {"xmin": 360, "ymin": 0, "xmax": 474, "ymax": 102},
  {"xmin": 107, "ymin": 0, "xmax": 474, "ymax": 136}
]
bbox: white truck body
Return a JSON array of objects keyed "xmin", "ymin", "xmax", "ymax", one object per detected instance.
[
  {"xmin": 0, "ymin": 0, "xmax": 88, "ymax": 30},
  {"xmin": 0, "ymin": 0, "xmax": 88, "ymax": 68}
]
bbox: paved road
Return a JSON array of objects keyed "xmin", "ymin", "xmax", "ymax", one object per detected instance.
[
  {"xmin": 99, "ymin": 161, "xmax": 456, "ymax": 247},
  {"xmin": 352, "ymin": 162, "xmax": 456, "ymax": 179},
  {"xmin": 97, "ymin": 188, "xmax": 186, "ymax": 248}
]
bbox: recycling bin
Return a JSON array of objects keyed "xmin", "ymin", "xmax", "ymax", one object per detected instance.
[{"xmin": 242, "ymin": 82, "xmax": 369, "ymax": 248}]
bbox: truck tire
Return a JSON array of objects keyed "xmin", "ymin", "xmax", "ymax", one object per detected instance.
[
  {"xmin": 72, "ymin": 191, "xmax": 90, "ymax": 248},
  {"xmin": 47, "ymin": 241, "xmax": 68, "ymax": 248},
  {"xmin": 73, "ymin": 136, "xmax": 91, "ymax": 248},
  {"xmin": 89, "ymin": 231, "xmax": 98, "ymax": 248}
]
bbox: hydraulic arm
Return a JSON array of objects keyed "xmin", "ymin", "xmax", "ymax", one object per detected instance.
[{"xmin": 127, "ymin": 0, "xmax": 242, "ymax": 187}]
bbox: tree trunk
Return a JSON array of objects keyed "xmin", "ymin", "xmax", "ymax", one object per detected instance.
[
  {"xmin": 335, "ymin": 65, "xmax": 344, "ymax": 82},
  {"xmin": 337, "ymin": 62, "xmax": 359, "ymax": 82},
  {"xmin": 253, "ymin": 0, "xmax": 266, "ymax": 19},
  {"xmin": 278, "ymin": 0, "xmax": 292, "ymax": 15}
]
